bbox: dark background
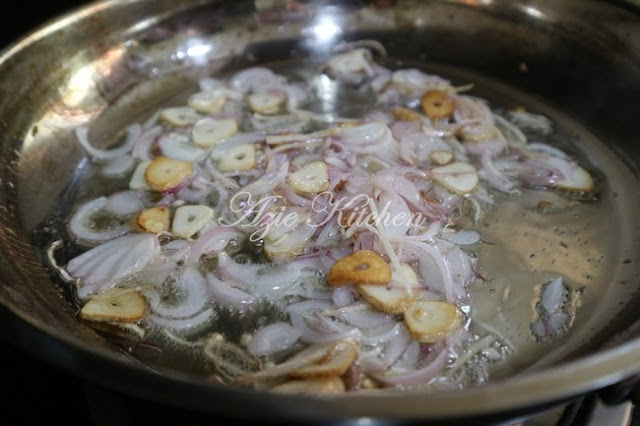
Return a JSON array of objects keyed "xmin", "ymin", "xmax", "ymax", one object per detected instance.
[
  {"xmin": 1, "ymin": 0, "xmax": 90, "ymax": 48},
  {"xmin": 2, "ymin": 3, "xmax": 94, "ymax": 425}
]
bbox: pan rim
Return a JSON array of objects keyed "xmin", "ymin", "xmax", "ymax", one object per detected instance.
[{"xmin": 3, "ymin": 298, "xmax": 640, "ymax": 420}]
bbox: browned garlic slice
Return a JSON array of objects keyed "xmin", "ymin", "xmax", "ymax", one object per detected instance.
[
  {"xmin": 288, "ymin": 161, "xmax": 329, "ymax": 193},
  {"xmin": 135, "ymin": 206, "xmax": 170, "ymax": 234},
  {"xmin": 248, "ymin": 91, "xmax": 286, "ymax": 114},
  {"xmin": 188, "ymin": 90, "xmax": 228, "ymax": 113},
  {"xmin": 403, "ymin": 300, "xmax": 463, "ymax": 343},
  {"xmin": 328, "ymin": 250, "xmax": 392, "ymax": 286},
  {"xmin": 160, "ymin": 106, "xmax": 201, "ymax": 127},
  {"xmin": 172, "ymin": 205, "xmax": 214, "ymax": 239},
  {"xmin": 271, "ymin": 377, "xmax": 345, "ymax": 395},
  {"xmin": 290, "ymin": 340, "xmax": 358, "ymax": 379},
  {"xmin": 145, "ymin": 157, "xmax": 194, "ymax": 192},
  {"xmin": 431, "ymin": 162, "xmax": 479, "ymax": 194},
  {"xmin": 80, "ymin": 289, "xmax": 147, "ymax": 323},
  {"xmin": 216, "ymin": 144, "xmax": 256, "ymax": 172},
  {"xmin": 430, "ymin": 150, "xmax": 454, "ymax": 166},
  {"xmin": 393, "ymin": 107, "xmax": 423, "ymax": 122},
  {"xmin": 421, "ymin": 90, "xmax": 455, "ymax": 120},
  {"xmin": 192, "ymin": 118, "xmax": 238, "ymax": 148}
]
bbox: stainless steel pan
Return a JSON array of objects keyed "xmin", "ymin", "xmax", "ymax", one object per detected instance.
[{"xmin": 1, "ymin": 0, "xmax": 639, "ymax": 422}]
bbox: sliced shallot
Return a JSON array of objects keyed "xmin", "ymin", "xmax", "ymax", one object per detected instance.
[
  {"xmin": 68, "ymin": 233, "xmax": 159, "ymax": 299},
  {"xmin": 247, "ymin": 322, "xmax": 301, "ymax": 356},
  {"xmin": 76, "ymin": 124, "xmax": 141, "ymax": 162}
]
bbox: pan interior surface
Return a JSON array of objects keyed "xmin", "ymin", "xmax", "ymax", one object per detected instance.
[{"xmin": 1, "ymin": 0, "xmax": 639, "ymax": 420}]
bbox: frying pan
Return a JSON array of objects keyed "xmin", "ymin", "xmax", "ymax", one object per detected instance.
[{"xmin": 0, "ymin": 0, "xmax": 639, "ymax": 423}]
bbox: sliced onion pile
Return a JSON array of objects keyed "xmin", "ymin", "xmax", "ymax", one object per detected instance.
[{"xmin": 58, "ymin": 44, "xmax": 595, "ymax": 394}]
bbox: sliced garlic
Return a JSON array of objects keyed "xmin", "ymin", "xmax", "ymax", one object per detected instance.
[
  {"xmin": 80, "ymin": 289, "xmax": 147, "ymax": 323},
  {"xmin": 290, "ymin": 340, "xmax": 358, "ymax": 379},
  {"xmin": 288, "ymin": 161, "xmax": 329, "ymax": 193},
  {"xmin": 135, "ymin": 206, "xmax": 170, "ymax": 234},
  {"xmin": 160, "ymin": 106, "xmax": 201, "ymax": 127},
  {"xmin": 403, "ymin": 300, "xmax": 463, "ymax": 343},
  {"xmin": 158, "ymin": 133, "xmax": 206, "ymax": 162},
  {"xmin": 431, "ymin": 162, "xmax": 479, "ymax": 194},
  {"xmin": 271, "ymin": 377, "xmax": 345, "ymax": 395},
  {"xmin": 192, "ymin": 118, "xmax": 238, "ymax": 148},
  {"xmin": 458, "ymin": 122, "xmax": 500, "ymax": 142},
  {"xmin": 129, "ymin": 161, "xmax": 151, "ymax": 190},
  {"xmin": 393, "ymin": 107, "xmax": 422, "ymax": 122},
  {"xmin": 329, "ymin": 250, "xmax": 392, "ymax": 287},
  {"xmin": 247, "ymin": 90, "xmax": 286, "ymax": 114},
  {"xmin": 430, "ymin": 150, "xmax": 454, "ymax": 166},
  {"xmin": 172, "ymin": 205, "xmax": 214, "ymax": 239},
  {"xmin": 217, "ymin": 144, "xmax": 256, "ymax": 172},
  {"xmin": 555, "ymin": 166, "xmax": 595, "ymax": 193},
  {"xmin": 188, "ymin": 90, "xmax": 228, "ymax": 113},
  {"xmin": 394, "ymin": 263, "xmax": 420, "ymax": 289},
  {"xmin": 421, "ymin": 90, "xmax": 455, "ymax": 120},
  {"xmin": 327, "ymin": 48, "xmax": 371, "ymax": 74},
  {"xmin": 265, "ymin": 128, "xmax": 337, "ymax": 145},
  {"xmin": 357, "ymin": 263, "xmax": 420, "ymax": 315},
  {"xmin": 356, "ymin": 284, "xmax": 414, "ymax": 316},
  {"xmin": 145, "ymin": 157, "xmax": 194, "ymax": 192}
]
